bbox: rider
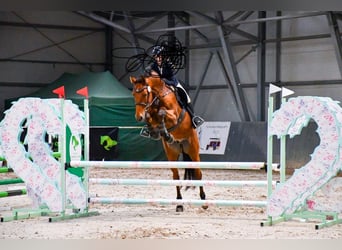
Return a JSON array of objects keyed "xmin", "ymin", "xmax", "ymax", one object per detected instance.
[{"xmin": 145, "ymin": 45, "xmax": 205, "ymax": 129}]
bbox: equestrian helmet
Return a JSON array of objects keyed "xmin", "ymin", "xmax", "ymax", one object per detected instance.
[{"xmin": 152, "ymin": 45, "xmax": 164, "ymax": 56}]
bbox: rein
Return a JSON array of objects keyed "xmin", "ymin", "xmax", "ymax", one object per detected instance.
[
  {"xmin": 133, "ymin": 80, "xmax": 186, "ymax": 133},
  {"xmin": 133, "ymin": 85, "xmax": 152, "ymax": 107}
]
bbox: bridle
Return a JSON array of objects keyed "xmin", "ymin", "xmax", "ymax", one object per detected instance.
[
  {"xmin": 133, "ymin": 80, "xmax": 172, "ymax": 113},
  {"xmin": 132, "ymin": 78, "xmax": 186, "ymax": 133},
  {"xmin": 133, "ymin": 84, "xmax": 158, "ymax": 111}
]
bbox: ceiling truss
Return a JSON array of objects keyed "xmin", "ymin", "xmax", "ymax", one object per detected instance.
[{"xmin": 1, "ymin": 11, "xmax": 342, "ymax": 121}]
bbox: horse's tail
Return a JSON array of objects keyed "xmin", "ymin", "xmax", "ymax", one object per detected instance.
[{"xmin": 183, "ymin": 153, "xmax": 196, "ymax": 190}]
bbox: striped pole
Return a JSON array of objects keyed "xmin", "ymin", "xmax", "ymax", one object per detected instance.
[
  {"xmin": 83, "ymin": 98, "xmax": 90, "ymax": 213},
  {"xmin": 0, "ymin": 178, "xmax": 24, "ymax": 186},
  {"xmin": 71, "ymin": 160, "xmax": 279, "ymax": 170},
  {"xmin": 59, "ymin": 97, "xmax": 66, "ymax": 216},
  {"xmin": 0, "ymin": 189, "xmax": 27, "ymax": 198},
  {"xmin": 89, "ymin": 197, "xmax": 267, "ymax": 208},
  {"xmin": 75, "ymin": 160, "xmax": 277, "ymax": 210},
  {"xmin": 0, "ymin": 167, "xmax": 14, "ymax": 173},
  {"xmin": 89, "ymin": 178, "xmax": 276, "ymax": 187}
]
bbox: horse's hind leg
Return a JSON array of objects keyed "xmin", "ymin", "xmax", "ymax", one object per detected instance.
[
  {"xmin": 164, "ymin": 142, "xmax": 184, "ymax": 212},
  {"xmin": 194, "ymin": 168, "xmax": 208, "ymax": 210},
  {"xmin": 171, "ymin": 168, "xmax": 184, "ymax": 212},
  {"xmin": 183, "ymin": 153, "xmax": 208, "ymax": 210}
]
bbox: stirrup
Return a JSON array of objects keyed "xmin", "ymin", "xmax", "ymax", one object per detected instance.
[
  {"xmin": 192, "ymin": 116, "xmax": 204, "ymax": 128},
  {"xmin": 140, "ymin": 126, "xmax": 151, "ymax": 138}
]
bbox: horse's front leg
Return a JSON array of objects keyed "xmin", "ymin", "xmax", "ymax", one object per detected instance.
[{"xmin": 158, "ymin": 109, "xmax": 174, "ymax": 143}]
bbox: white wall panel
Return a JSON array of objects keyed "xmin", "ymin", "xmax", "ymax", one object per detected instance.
[
  {"xmin": 281, "ymin": 39, "xmax": 340, "ymax": 81},
  {"xmin": 190, "ymin": 89, "xmax": 241, "ymax": 121}
]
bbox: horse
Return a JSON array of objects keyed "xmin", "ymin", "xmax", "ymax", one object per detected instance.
[{"xmin": 130, "ymin": 75, "xmax": 207, "ymax": 212}]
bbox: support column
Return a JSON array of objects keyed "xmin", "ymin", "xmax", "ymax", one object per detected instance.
[
  {"xmin": 257, "ymin": 11, "xmax": 266, "ymax": 121},
  {"xmin": 105, "ymin": 26, "xmax": 113, "ymax": 72},
  {"xmin": 327, "ymin": 12, "xmax": 342, "ymax": 77}
]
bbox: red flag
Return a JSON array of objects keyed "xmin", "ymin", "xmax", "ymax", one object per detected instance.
[
  {"xmin": 76, "ymin": 86, "xmax": 89, "ymax": 99},
  {"xmin": 52, "ymin": 86, "xmax": 65, "ymax": 98}
]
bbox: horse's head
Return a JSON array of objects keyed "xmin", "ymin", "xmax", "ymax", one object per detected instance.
[{"xmin": 130, "ymin": 76, "xmax": 154, "ymax": 122}]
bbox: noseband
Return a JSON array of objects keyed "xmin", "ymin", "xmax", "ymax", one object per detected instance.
[{"xmin": 133, "ymin": 84, "xmax": 159, "ymax": 111}]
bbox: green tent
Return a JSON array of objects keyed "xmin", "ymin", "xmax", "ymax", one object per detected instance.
[{"xmin": 5, "ymin": 71, "xmax": 166, "ymax": 161}]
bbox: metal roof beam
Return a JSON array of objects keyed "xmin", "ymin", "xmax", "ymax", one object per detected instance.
[
  {"xmin": 192, "ymin": 52, "xmax": 215, "ymax": 104},
  {"xmin": 0, "ymin": 20, "xmax": 104, "ymax": 31},
  {"xmin": 227, "ymin": 11, "xmax": 327, "ymax": 25},
  {"xmin": 174, "ymin": 12, "xmax": 209, "ymax": 43},
  {"xmin": 215, "ymin": 11, "xmax": 250, "ymax": 121},
  {"xmin": 76, "ymin": 11, "xmax": 132, "ymax": 33},
  {"xmin": 135, "ymin": 12, "xmax": 167, "ymax": 32}
]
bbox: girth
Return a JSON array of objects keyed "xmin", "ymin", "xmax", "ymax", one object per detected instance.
[{"xmin": 166, "ymin": 108, "xmax": 186, "ymax": 133}]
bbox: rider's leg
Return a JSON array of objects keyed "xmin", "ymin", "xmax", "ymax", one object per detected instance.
[
  {"xmin": 176, "ymin": 83, "xmax": 204, "ymax": 128},
  {"xmin": 185, "ymin": 102, "xmax": 205, "ymax": 128}
]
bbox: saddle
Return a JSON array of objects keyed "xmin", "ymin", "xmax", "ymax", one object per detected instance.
[
  {"xmin": 165, "ymin": 83, "xmax": 204, "ymax": 128},
  {"xmin": 165, "ymin": 84, "xmax": 187, "ymax": 108}
]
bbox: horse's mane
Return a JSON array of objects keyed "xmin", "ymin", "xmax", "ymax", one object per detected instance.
[{"xmin": 144, "ymin": 75, "xmax": 164, "ymax": 89}]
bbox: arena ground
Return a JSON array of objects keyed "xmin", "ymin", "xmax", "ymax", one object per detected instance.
[{"xmin": 0, "ymin": 168, "xmax": 341, "ymax": 239}]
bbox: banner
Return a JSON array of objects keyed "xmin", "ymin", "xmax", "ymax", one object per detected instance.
[
  {"xmin": 197, "ymin": 121, "xmax": 231, "ymax": 155},
  {"xmin": 90, "ymin": 127, "xmax": 119, "ymax": 161}
]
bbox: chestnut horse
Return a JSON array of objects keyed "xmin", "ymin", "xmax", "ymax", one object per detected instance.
[{"xmin": 130, "ymin": 75, "xmax": 207, "ymax": 212}]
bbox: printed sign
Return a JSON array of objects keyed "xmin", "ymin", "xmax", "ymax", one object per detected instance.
[
  {"xmin": 197, "ymin": 121, "xmax": 230, "ymax": 155},
  {"xmin": 89, "ymin": 127, "xmax": 119, "ymax": 161}
]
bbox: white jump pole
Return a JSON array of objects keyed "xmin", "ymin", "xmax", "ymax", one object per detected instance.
[
  {"xmin": 280, "ymin": 87, "xmax": 294, "ymax": 183},
  {"xmin": 89, "ymin": 197, "xmax": 268, "ymax": 207},
  {"xmin": 59, "ymin": 96, "xmax": 67, "ymax": 216},
  {"xmin": 267, "ymin": 84, "xmax": 281, "ymax": 198},
  {"xmin": 89, "ymin": 178, "xmax": 277, "ymax": 187},
  {"xmin": 83, "ymin": 97, "xmax": 90, "ymax": 213},
  {"xmin": 70, "ymin": 160, "xmax": 279, "ymax": 170}
]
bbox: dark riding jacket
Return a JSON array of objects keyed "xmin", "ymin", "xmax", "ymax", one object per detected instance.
[{"xmin": 147, "ymin": 61, "xmax": 178, "ymax": 87}]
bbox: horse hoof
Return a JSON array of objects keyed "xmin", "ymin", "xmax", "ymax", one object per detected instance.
[
  {"xmin": 202, "ymin": 205, "xmax": 208, "ymax": 210},
  {"xmin": 176, "ymin": 205, "xmax": 184, "ymax": 212}
]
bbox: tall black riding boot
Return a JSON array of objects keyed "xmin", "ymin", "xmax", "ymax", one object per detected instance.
[{"xmin": 186, "ymin": 103, "xmax": 204, "ymax": 128}]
